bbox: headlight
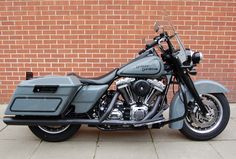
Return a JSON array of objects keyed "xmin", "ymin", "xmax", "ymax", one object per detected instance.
[{"xmin": 192, "ymin": 52, "xmax": 203, "ymax": 64}]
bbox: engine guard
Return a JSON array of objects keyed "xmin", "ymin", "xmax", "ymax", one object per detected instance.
[{"xmin": 169, "ymin": 80, "xmax": 229, "ymax": 129}]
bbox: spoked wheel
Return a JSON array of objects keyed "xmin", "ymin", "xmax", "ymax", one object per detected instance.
[
  {"xmin": 29, "ymin": 124, "xmax": 80, "ymax": 142},
  {"xmin": 180, "ymin": 93, "xmax": 230, "ymax": 141}
]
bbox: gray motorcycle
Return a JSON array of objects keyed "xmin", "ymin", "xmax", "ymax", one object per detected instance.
[{"xmin": 3, "ymin": 21, "xmax": 230, "ymax": 142}]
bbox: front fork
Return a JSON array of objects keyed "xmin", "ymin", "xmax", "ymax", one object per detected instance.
[
  {"xmin": 178, "ymin": 72, "xmax": 208, "ymax": 116},
  {"xmin": 167, "ymin": 52, "xmax": 209, "ymax": 115},
  {"xmin": 170, "ymin": 56, "xmax": 208, "ymax": 116},
  {"xmin": 182, "ymin": 74, "xmax": 208, "ymax": 116}
]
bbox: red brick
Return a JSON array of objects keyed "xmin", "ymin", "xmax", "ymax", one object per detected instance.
[{"xmin": 0, "ymin": 0, "xmax": 236, "ymax": 103}]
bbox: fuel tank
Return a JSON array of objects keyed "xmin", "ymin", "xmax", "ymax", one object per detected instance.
[{"xmin": 117, "ymin": 51, "xmax": 164, "ymax": 78}]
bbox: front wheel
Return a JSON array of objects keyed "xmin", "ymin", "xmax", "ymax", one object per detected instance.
[
  {"xmin": 180, "ymin": 93, "xmax": 230, "ymax": 141},
  {"xmin": 29, "ymin": 124, "xmax": 80, "ymax": 142}
]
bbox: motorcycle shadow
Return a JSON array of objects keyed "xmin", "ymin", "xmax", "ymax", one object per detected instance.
[{"xmin": 71, "ymin": 125, "xmax": 188, "ymax": 142}]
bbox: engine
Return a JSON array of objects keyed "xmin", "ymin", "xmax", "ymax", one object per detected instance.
[{"xmin": 113, "ymin": 78, "xmax": 166, "ymax": 121}]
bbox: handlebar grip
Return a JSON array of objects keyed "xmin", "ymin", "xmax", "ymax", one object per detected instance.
[
  {"xmin": 145, "ymin": 36, "xmax": 160, "ymax": 49},
  {"xmin": 138, "ymin": 49, "xmax": 146, "ymax": 55},
  {"xmin": 138, "ymin": 36, "xmax": 161, "ymax": 55}
]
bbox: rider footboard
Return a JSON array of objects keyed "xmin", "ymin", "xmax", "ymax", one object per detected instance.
[{"xmin": 5, "ymin": 76, "xmax": 81, "ymax": 116}]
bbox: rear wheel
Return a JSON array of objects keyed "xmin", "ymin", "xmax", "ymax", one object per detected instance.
[
  {"xmin": 180, "ymin": 93, "xmax": 230, "ymax": 141},
  {"xmin": 29, "ymin": 124, "xmax": 80, "ymax": 142}
]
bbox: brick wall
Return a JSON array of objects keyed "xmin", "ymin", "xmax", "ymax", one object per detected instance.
[{"xmin": 0, "ymin": 0, "xmax": 236, "ymax": 103}]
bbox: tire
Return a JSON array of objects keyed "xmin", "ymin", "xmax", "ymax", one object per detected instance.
[
  {"xmin": 29, "ymin": 124, "xmax": 81, "ymax": 142},
  {"xmin": 180, "ymin": 93, "xmax": 230, "ymax": 141}
]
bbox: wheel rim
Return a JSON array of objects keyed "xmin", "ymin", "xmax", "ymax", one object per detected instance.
[
  {"xmin": 38, "ymin": 125, "xmax": 70, "ymax": 134},
  {"xmin": 185, "ymin": 94, "xmax": 223, "ymax": 134}
]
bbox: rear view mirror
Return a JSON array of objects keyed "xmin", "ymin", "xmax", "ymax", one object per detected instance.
[{"xmin": 153, "ymin": 21, "xmax": 160, "ymax": 33}]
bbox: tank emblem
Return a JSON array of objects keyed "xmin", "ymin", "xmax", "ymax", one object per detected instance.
[{"xmin": 135, "ymin": 65, "xmax": 158, "ymax": 72}]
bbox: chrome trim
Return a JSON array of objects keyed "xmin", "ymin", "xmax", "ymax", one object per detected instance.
[
  {"xmin": 199, "ymin": 52, "xmax": 204, "ymax": 61},
  {"xmin": 38, "ymin": 125, "xmax": 70, "ymax": 134},
  {"xmin": 184, "ymin": 94, "xmax": 223, "ymax": 134}
]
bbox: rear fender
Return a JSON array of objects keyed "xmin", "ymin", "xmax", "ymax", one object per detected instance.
[{"xmin": 169, "ymin": 80, "xmax": 229, "ymax": 129}]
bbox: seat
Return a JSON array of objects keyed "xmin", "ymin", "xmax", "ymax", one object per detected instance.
[{"xmin": 67, "ymin": 69, "xmax": 118, "ymax": 85}]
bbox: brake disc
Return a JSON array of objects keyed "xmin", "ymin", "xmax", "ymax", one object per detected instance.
[{"xmin": 189, "ymin": 96, "xmax": 219, "ymax": 129}]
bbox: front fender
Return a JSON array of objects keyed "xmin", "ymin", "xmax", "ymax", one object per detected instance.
[{"xmin": 169, "ymin": 80, "xmax": 229, "ymax": 129}]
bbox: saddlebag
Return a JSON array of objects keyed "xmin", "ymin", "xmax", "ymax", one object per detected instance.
[{"xmin": 5, "ymin": 76, "xmax": 81, "ymax": 116}]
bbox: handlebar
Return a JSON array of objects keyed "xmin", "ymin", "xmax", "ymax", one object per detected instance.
[
  {"xmin": 145, "ymin": 36, "xmax": 161, "ymax": 49},
  {"xmin": 138, "ymin": 36, "xmax": 161, "ymax": 55},
  {"xmin": 138, "ymin": 35, "xmax": 165, "ymax": 55},
  {"xmin": 138, "ymin": 32, "xmax": 171, "ymax": 55}
]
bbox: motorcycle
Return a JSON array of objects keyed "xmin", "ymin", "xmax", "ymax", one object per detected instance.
[{"xmin": 3, "ymin": 20, "xmax": 230, "ymax": 142}]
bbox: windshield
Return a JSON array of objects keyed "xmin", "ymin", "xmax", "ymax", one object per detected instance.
[{"xmin": 156, "ymin": 17, "xmax": 187, "ymax": 63}]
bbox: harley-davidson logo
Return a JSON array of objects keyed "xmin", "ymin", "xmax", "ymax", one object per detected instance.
[{"xmin": 136, "ymin": 65, "xmax": 158, "ymax": 72}]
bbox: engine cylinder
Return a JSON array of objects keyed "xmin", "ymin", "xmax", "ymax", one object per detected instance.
[
  {"xmin": 132, "ymin": 80, "xmax": 151, "ymax": 97},
  {"xmin": 116, "ymin": 78, "xmax": 136, "ymax": 105}
]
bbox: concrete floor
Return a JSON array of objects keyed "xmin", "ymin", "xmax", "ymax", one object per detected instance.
[{"xmin": 0, "ymin": 104, "xmax": 236, "ymax": 159}]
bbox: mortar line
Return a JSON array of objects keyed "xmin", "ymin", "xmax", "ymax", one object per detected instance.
[
  {"xmin": 149, "ymin": 129, "xmax": 160, "ymax": 159},
  {"xmin": 93, "ymin": 130, "xmax": 100, "ymax": 159},
  {"xmin": 28, "ymin": 139, "xmax": 43, "ymax": 159}
]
